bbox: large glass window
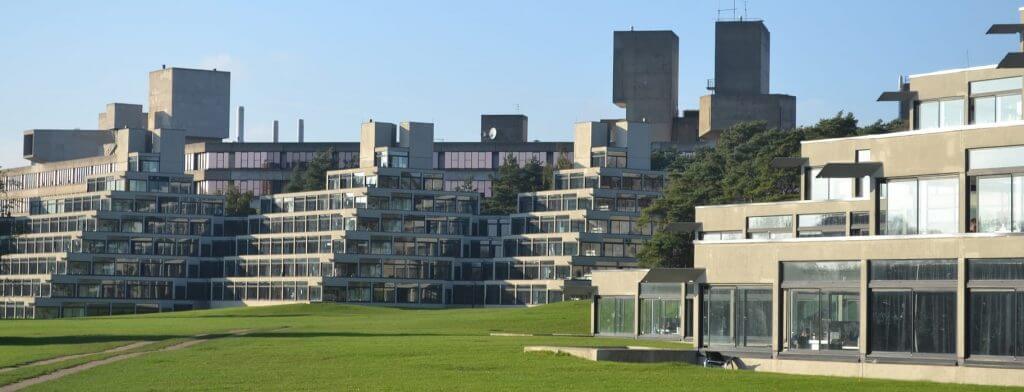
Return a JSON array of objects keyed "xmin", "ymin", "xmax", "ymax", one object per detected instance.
[
  {"xmin": 746, "ymin": 215, "xmax": 793, "ymax": 239},
  {"xmin": 917, "ymin": 98, "xmax": 964, "ymax": 129},
  {"xmin": 869, "ymin": 259, "xmax": 957, "ymax": 355},
  {"xmin": 701, "ymin": 286, "xmax": 771, "ymax": 348},
  {"xmin": 880, "ymin": 177, "xmax": 958, "ymax": 235},
  {"xmin": 797, "ymin": 213, "xmax": 846, "ymax": 238},
  {"xmin": 968, "ymin": 259, "xmax": 1024, "ymax": 358},
  {"xmin": 970, "ymin": 77, "xmax": 1022, "ymax": 125},
  {"xmin": 788, "ymin": 290, "xmax": 860, "ymax": 351},
  {"xmin": 806, "ymin": 168, "xmax": 854, "ymax": 201},
  {"xmin": 970, "ymin": 174, "xmax": 1024, "ymax": 233},
  {"xmin": 596, "ymin": 296, "xmax": 634, "ymax": 336},
  {"xmin": 782, "ymin": 261, "xmax": 861, "ymax": 352},
  {"xmin": 640, "ymin": 297, "xmax": 682, "ymax": 337}
]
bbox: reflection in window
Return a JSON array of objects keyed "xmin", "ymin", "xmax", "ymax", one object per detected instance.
[
  {"xmin": 970, "ymin": 77, "xmax": 1023, "ymax": 125},
  {"xmin": 880, "ymin": 177, "xmax": 958, "ymax": 235},
  {"xmin": 596, "ymin": 296, "xmax": 634, "ymax": 335},
  {"xmin": 702, "ymin": 286, "xmax": 771, "ymax": 348},
  {"xmin": 869, "ymin": 259, "xmax": 956, "ymax": 355},
  {"xmin": 971, "ymin": 175, "xmax": 1024, "ymax": 233},
  {"xmin": 806, "ymin": 168, "xmax": 853, "ymax": 201},
  {"xmin": 916, "ymin": 98, "xmax": 964, "ymax": 130},
  {"xmin": 781, "ymin": 261, "xmax": 861, "ymax": 352}
]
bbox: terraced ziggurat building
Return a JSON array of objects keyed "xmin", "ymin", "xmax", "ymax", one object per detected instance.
[
  {"xmin": 0, "ymin": 17, "xmax": 795, "ymax": 318},
  {"xmin": 0, "ymin": 113, "xmax": 663, "ymax": 318}
]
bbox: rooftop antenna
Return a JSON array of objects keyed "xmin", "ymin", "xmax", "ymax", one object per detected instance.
[{"xmin": 717, "ymin": 0, "xmax": 737, "ymax": 21}]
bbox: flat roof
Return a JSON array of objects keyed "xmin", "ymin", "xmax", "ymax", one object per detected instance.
[
  {"xmin": 800, "ymin": 120, "xmax": 1024, "ymax": 145},
  {"xmin": 908, "ymin": 64, "xmax": 997, "ymax": 79}
]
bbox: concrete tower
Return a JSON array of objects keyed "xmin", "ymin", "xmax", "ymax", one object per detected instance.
[{"xmin": 612, "ymin": 31, "xmax": 679, "ymax": 142}]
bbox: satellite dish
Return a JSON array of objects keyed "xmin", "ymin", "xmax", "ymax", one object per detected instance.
[{"xmin": 488, "ymin": 127, "xmax": 498, "ymax": 140}]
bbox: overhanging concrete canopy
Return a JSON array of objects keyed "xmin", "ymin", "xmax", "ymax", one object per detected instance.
[
  {"xmin": 816, "ymin": 162, "xmax": 882, "ymax": 178},
  {"xmin": 987, "ymin": 24, "xmax": 1024, "ymax": 34},
  {"xmin": 640, "ymin": 268, "xmax": 706, "ymax": 284},
  {"xmin": 877, "ymin": 91, "xmax": 917, "ymax": 102},
  {"xmin": 997, "ymin": 52, "xmax": 1024, "ymax": 68}
]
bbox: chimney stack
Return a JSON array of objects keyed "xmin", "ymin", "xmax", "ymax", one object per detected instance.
[
  {"xmin": 297, "ymin": 119, "xmax": 305, "ymax": 143},
  {"xmin": 236, "ymin": 106, "xmax": 245, "ymax": 143},
  {"xmin": 272, "ymin": 120, "xmax": 279, "ymax": 143}
]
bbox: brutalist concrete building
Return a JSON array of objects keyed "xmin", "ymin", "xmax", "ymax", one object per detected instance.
[
  {"xmin": 0, "ymin": 15, "xmax": 794, "ymax": 318},
  {"xmin": 587, "ymin": 8, "xmax": 1024, "ymax": 388}
]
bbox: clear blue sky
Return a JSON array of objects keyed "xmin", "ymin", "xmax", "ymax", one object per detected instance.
[{"xmin": 0, "ymin": 1, "xmax": 1019, "ymax": 168}]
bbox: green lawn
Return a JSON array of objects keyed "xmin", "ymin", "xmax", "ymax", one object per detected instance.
[{"xmin": 0, "ymin": 301, "xmax": 1017, "ymax": 391}]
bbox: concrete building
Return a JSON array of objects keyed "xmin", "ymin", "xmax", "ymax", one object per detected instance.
[
  {"xmin": 698, "ymin": 20, "xmax": 796, "ymax": 142},
  {"xmin": 0, "ymin": 116, "xmax": 663, "ymax": 317},
  {"xmin": 588, "ymin": 8, "xmax": 1024, "ymax": 387}
]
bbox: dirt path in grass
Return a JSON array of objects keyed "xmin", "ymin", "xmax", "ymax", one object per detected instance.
[
  {"xmin": 0, "ymin": 330, "xmax": 251, "ymax": 392},
  {"xmin": 0, "ymin": 341, "xmax": 154, "ymax": 374}
]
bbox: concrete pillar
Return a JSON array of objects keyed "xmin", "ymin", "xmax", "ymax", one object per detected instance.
[
  {"xmin": 297, "ymin": 119, "xmax": 305, "ymax": 143},
  {"xmin": 236, "ymin": 106, "xmax": 245, "ymax": 143},
  {"xmin": 272, "ymin": 120, "xmax": 279, "ymax": 143},
  {"xmin": 956, "ymin": 256, "xmax": 966, "ymax": 361}
]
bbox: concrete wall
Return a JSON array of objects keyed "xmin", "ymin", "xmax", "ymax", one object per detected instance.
[
  {"xmin": 481, "ymin": 114, "xmax": 528, "ymax": 143},
  {"xmin": 573, "ymin": 122, "xmax": 605, "ymax": 168},
  {"xmin": 148, "ymin": 67, "xmax": 230, "ymax": 140},
  {"xmin": 98, "ymin": 103, "xmax": 146, "ymax": 130},
  {"xmin": 153, "ymin": 128, "xmax": 186, "ymax": 174},
  {"xmin": 400, "ymin": 121, "xmax": 434, "ymax": 169},
  {"xmin": 714, "ymin": 21, "xmax": 770, "ymax": 95},
  {"xmin": 698, "ymin": 94, "xmax": 796, "ymax": 137},
  {"xmin": 23, "ymin": 129, "xmax": 115, "ymax": 163},
  {"xmin": 359, "ymin": 121, "xmax": 396, "ymax": 168},
  {"xmin": 612, "ymin": 30, "xmax": 679, "ymax": 142}
]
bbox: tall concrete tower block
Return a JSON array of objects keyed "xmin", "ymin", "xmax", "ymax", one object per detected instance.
[
  {"xmin": 612, "ymin": 31, "xmax": 679, "ymax": 142},
  {"xmin": 714, "ymin": 21, "xmax": 770, "ymax": 95},
  {"xmin": 148, "ymin": 67, "xmax": 230, "ymax": 141}
]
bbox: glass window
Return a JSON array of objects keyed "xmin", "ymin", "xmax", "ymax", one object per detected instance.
[
  {"xmin": 871, "ymin": 259, "xmax": 956, "ymax": 281},
  {"xmin": 702, "ymin": 287, "xmax": 772, "ymax": 348},
  {"xmin": 970, "ymin": 175, "xmax": 1024, "ymax": 234},
  {"xmin": 917, "ymin": 101, "xmax": 939, "ymax": 129},
  {"xmin": 871, "ymin": 291, "xmax": 956, "ymax": 354},
  {"xmin": 999, "ymin": 94, "xmax": 1022, "ymax": 122},
  {"xmin": 788, "ymin": 290, "xmax": 859, "ymax": 351},
  {"xmin": 918, "ymin": 177, "xmax": 958, "ymax": 234},
  {"xmin": 886, "ymin": 179, "xmax": 920, "ymax": 234},
  {"xmin": 640, "ymin": 298, "xmax": 681, "ymax": 337},
  {"xmin": 881, "ymin": 177, "xmax": 958, "ymax": 235},
  {"xmin": 806, "ymin": 168, "xmax": 854, "ymax": 201},
  {"xmin": 938, "ymin": 98, "xmax": 964, "ymax": 128},
  {"xmin": 973, "ymin": 96, "xmax": 997, "ymax": 125},
  {"xmin": 969, "ymin": 145, "xmax": 1024, "ymax": 171},
  {"xmin": 969, "ymin": 291, "xmax": 1024, "ymax": 357},
  {"xmin": 969, "ymin": 259, "xmax": 1024, "ymax": 280},
  {"xmin": 596, "ymin": 296, "xmax": 634, "ymax": 336},
  {"xmin": 783, "ymin": 261, "xmax": 860, "ymax": 282},
  {"xmin": 972, "ymin": 76, "xmax": 1023, "ymax": 95}
]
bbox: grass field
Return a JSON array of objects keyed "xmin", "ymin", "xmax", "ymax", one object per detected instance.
[{"xmin": 0, "ymin": 301, "xmax": 1018, "ymax": 391}]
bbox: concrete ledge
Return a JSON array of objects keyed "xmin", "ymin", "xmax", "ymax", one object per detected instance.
[{"xmin": 524, "ymin": 346, "xmax": 697, "ymax": 363}]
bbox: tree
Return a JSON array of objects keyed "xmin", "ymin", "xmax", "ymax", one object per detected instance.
[
  {"xmin": 223, "ymin": 183, "xmax": 256, "ymax": 216},
  {"xmin": 481, "ymin": 155, "xmax": 546, "ymax": 215},
  {"xmin": 285, "ymin": 148, "xmax": 335, "ymax": 192},
  {"xmin": 637, "ymin": 113, "xmax": 901, "ymax": 268}
]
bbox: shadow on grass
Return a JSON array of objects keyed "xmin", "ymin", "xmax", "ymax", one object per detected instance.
[
  {"xmin": 0, "ymin": 335, "xmax": 185, "ymax": 346},
  {"xmin": 1, "ymin": 331, "xmax": 455, "ymax": 347},
  {"xmin": 136, "ymin": 314, "xmax": 313, "ymax": 319},
  {"xmin": 241, "ymin": 331, "xmax": 455, "ymax": 339}
]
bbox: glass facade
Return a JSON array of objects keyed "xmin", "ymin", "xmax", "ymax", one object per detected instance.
[
  {"xmin": 869, "ymin": 259, "xmax": 957, "ymax": 355},
  {"xmin": 702, "ymin": 286, "xmax": 771, "ymax": 348},
  {"xmin": 597, "ymin": 296, "xmax": 634, "ymax": 335},
  {"xmin": 782, "ymin": 261, "xmax": 860, "ymax": 352},
  {"xmin": 880, "ymin": 177, "xmax": 958, "ymax": 235}
]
